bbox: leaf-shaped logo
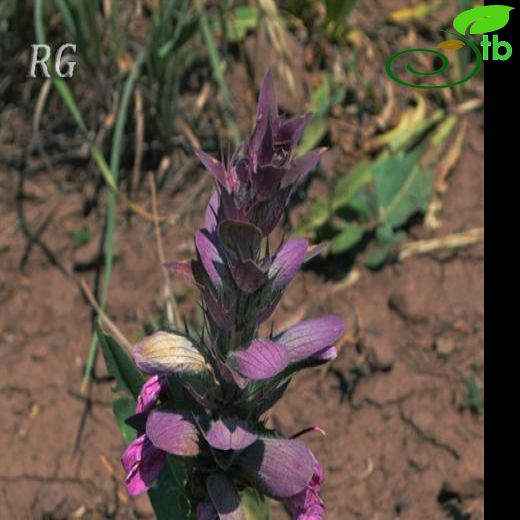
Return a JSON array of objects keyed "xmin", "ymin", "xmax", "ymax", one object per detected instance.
[
  {"xmin": 437, "ymin": 39, "xmax": 466, "ymax": 51},
  {"xmin": 453, "ymin": 5, "xmax": 514, "ymax": 35}
]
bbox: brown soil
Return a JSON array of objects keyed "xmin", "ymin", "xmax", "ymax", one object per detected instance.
[{"xmin": 0, "ymin": 2, "xmax": 483, "ymax": 519}]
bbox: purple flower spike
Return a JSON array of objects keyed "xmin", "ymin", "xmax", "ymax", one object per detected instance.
[
  {"xmin": 205, "ymin": 417, "xmax": 258, "ymax": 451},
  {"xmin": 136, "ymin": 374, "xmax": 166, "ymax": 414},
  {"xmin": 207, "ymin": 472, "xmax": 246, "ymax": 520},
  {"xmin": 205, "ymin": 190, "xmax": 221, "ymax": 232},
  {"xmin": 146, "ymin": 410, "xmax": 200, "ymax": 456},
  {"xmin": 238, "ymin": 438, "xmax": 315, "ymax": 498},
  {"xmin": 270, "ymin": 239, "xmax": 309, "ymax": 290},
  {"xmin": 277, "ymin": 316, "xmax": 346, "ymax": 363},
  {"xmin": 230, "ymin": 340, "xmax": 289, "ymax": 380},
  {"xmin": 122, "ymin": 434, "xmax": 166, "ymax": 496}
]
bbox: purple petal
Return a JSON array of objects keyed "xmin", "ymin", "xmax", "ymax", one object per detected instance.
[
  {"xmin": 195, "ymin": 229, "xmax": 224, "ymax": 290},
  {"xmin": 121, "ymin": 434, "xmax": 165, "ymax": 496},
  {"xmin": 237, "ymin": 438, "xmax": 315, "ymax": 498},
  {"xmin": 312, "ymin": 346, "xmax": 337, "ymax": 361},
  {"xmin": 163, "ymin": 261, "xmax": 195, "ymax": 284},
  {"xmin": 269, "ymin": 239, "xmax": 308, "ymax": 290},
  {"xmin": 280, "ymin": 148, "xmax": 326, "ymax": 189},
  {"xmin": 133, "ymin": 331, "xmax": 208, "ymax": 376},
  {"xmin": 205, "ymin": 418, "xmax": 258, "ymax": 451},
  {"xmin": 277, "ymin": 316, "xmax": 345, "ymax": 363},
  {"xmin": 229, "ymin": 340, "xmax": 289, "ymax": 380},
  {"xmin": 136, "ymin": 375, "xmax": 166, "ymax": 414},
  {"xmin": 285, "ymin": 456, "xmax": 325, "ymax": 520},
  {"xmin": 146, "ymin": 410, "xmax": 200, "ymax": 456},
  {"xmin": 230, "ymin": 259, "xmax": 268, "ymax": 294},
  {"xmin": 195, "ymin": 149, "xmax": 228, "ymax": 190},
  {"xmin": 205, "ymin": 189, "xmax": 221, "ymax": 233},
  {"xmin": 207, "ymin": 473, "xmax": 246, "ymax": 520}
]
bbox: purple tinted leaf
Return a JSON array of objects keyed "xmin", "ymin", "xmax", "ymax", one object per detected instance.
[
  {"xmin": 207, "ymin": 473, "xmax": 246, "ymax": 520},
  {"xmin": 230, "ymin": 259, "xmax": 268, "ymax": 294},
  {"xmin": 250, "ymin": 70, "xmax": 277, "ymax": 172},
  {"xmin": 230, "ymin": 340, "xmax": 289, "ymax": 380},
  {"xmin": 280, "ymin": 147, "xmax": 326, "ymax": 189},
  {"xmin": 276, "ymin": 114, "xmax": 312, "ymax": 150},
  {"xmin": 202, "ymin": 285, "xmax": 234, "ymax": 330},
  {"xmin": 237, "ymin": 438, "xmax": 314, "ymax": 498},
  {"xmin": 218, "ymin": 220, "xmax": 262, "ymax": 260},
  {"xmin": 258, "ymin": 294, "xmax": 282, "ymax": 324},
  {"xmin": 195, "ymin": 230, "xmax": 224, "ymax": 290},
  {"xmin": 205, "ymin": 418, "xmax": 258, "ymax": 451},
  {"xmin": 146, "ymin": 410, "xmax": 200, "ymax": 456},
  {"xmin": 205, "ymin": 189, "xmax": 221, "ymax": 233},
  {"xmin": 277, "ymin": 316, "xmax": 345, "ymax": 363},
  {"xmin": 257, "ymin": 69, "xmax": 278, "ymax": 126},
  {"xmin": 253, "ymin": 165, "xmax": 286, "ymax": 201},
  {"xmin": 269, "ymin": 239, "xmax": 308, "ymax": 290},
  {"xmin": 196, "ymin": 149, "xmax": 228, "ymax": 190},
  {"xmin": 122, "ymin": 434, "xmax": 166, "ymax": 496}
]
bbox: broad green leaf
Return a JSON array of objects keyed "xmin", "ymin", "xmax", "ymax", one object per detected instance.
[
  {"xmin": 96, "ymin": 326, "xmax": 144, "ymax": 399},
  {"xmin": 453, "ymin": 5, "xmax": 514, "ymax": 35},
  {"xmin": 241, "ymin": 488, "xmax": 271, "ymax": 520},
  {"xmin": 374, "ymin": 96, "xmax": 444, "ymax": 152},
  {"xmin": 332, "ymin": 161, "xmax": 373, "ymax": 211},
  {"xmin": 373, "ymin": 150, "xmax": 433, "ymax": 229},
  {"xmin": 330, "ymin": 223, "xmax": 364, "ymax": 254},
  {"xmin": 148, "ymin": 458, "xmax": 190, "ymax": 520},
  {"xmin": 113, "ymin": 396, "xmax": 137, "ymax": 444},
  {"xmin": 310, "ymin": 75, "xmax": 332, "ymax": 117},
  {"xmin": 298, "ymin": 117, "xmax": 328, "ymax": 155}
]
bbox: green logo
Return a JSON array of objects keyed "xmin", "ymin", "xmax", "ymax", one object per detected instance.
[{"xmin": 386, "ymin": 5, "xmax": 514, "ymax": 89}]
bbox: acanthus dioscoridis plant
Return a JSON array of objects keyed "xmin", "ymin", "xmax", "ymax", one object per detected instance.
[{"xmin": 113, "ymin": 70, "xmax": 345, "ymax": 520}]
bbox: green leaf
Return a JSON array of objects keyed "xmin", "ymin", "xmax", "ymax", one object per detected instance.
[
  {"xmin": 373, "ymin": 150, "xmax": 433, "ymax": 229},
  {"xmin": 241, "ymin": 488, "xmax": 271, "ymax": 520},
  {"xmin": 332, "ymin": 161, "xmax": 373, "ymax": 211},
  {"xmin": 226, "ymin": 6, "xmax": 260, "ymax": 42},
  {"xmin": 294, "ymin": 196, "xmax": 331, "ymax": 237},
  {"xmin": 113, "ymin": 396, "xmax": 137, "ymax": 444},
  {"xmin": 363, "ymin": 244, "xmax": 391, "ymax": 269},
  {"xmin": 96, "ymin": 326, "xmax": 144, "ymax": 399},
  {"xmin": 148, "ymin": 458, "xmax": 190, "ymax": 520},
  {"xmin": 453, "ymin": 5, "xmax": 514, "ymax": 35},
  {"xmin": 330, "ymin": 223, "xmax": 364, "ymax": 254},
  {"xmin": 298, "ymin": 117, "xmax": 328, "ymax": 155}
]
